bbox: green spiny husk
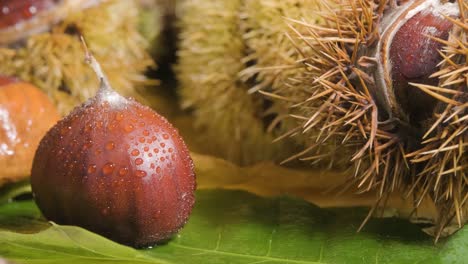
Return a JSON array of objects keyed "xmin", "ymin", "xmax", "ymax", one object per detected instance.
[
  {"xmin": 239, "ymin": 0, "xmax": 320, "ymax": 95},
  {"xmin": 0, "ymin": 0, "xmax": 155, "ymax": 115},
  {"xmin": 139, "ymin": 0, "xmax": 175, "ymax": 60},
  {"xmin": 239, "ymin": 0, "xmax": 354, "ymax": 169},
  {"xmin": 176, "ymin": 0, "xmax": 304, "ymax": 165}
]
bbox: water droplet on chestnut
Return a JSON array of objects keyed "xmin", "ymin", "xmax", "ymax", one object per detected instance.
[
  {"xmin": 119, "ymin": 167, "xmax": 129, "ymax": 176},
  {"xmin": 135, "ymin": 158, "xmax": 143, "ymax": 165},
  {"xmin": 87, "ymin": 164, "xmax": 97, "ymax": 174},
  {"xmin": 102, "ymin": 162, "xmax": 116, "ymax": 175},
  {"xmin": 31, "ymin": 49, "xmax": 196, "ymax": 248},
  {"xmin": 135, "ymin": 170, "xmax": 147, "ymax": 178},
  {"xmin": 124, "ymin": 124, "xmax": 134, "ymax": 133},
  {"xmin": 115, "ymin": 112, "xmax": 124, "ymax": 121},
  {"xmin": 105, "ymin": 141, "xmax": 115, "ymax": 150}
]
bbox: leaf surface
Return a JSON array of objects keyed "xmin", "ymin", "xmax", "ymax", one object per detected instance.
[{"xmin": 1, "ymin": 190, "xmax": 465, "ymax": 264}]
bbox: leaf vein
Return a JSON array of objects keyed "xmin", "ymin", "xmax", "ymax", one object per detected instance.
[{"xmin": 170, "ymin": 243, "xmax": 325, "ymax": 264}]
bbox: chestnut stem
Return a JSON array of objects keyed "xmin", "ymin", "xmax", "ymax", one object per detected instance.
[{"xmin": 80, "ymin": 36, "xmax": 112, "ymax": 92}]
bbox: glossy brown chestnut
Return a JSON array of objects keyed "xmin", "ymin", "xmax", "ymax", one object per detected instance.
[
  {"xmin": 31, "ymin": 70, "xmax": 196, "ymax": 247},
  {"xmin": 0, "ymin": 0, "xmax": 101, "ymax": 45},
  {"xmin": 368, "ymin": 0, "xmax": 459, "ymax": 124},
  {"xmin": 389, "ymin": 9, "xmax": 454, "ymax": 122},
  {"xmin": 0, "ymin": 76, "xmax": 59, "ymax": 186},
  {"xmin": 0, "ymin": 0, "xmax": 57, "ymax": 29}
]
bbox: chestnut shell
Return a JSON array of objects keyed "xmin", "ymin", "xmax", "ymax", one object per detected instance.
[
  {"xmin": 0, "ymin": 75, "xmax": 59, "ymax": 185},
  {"xmin": 0, "ymin": 0, "xmax": 101, "ymax": 45},
  {"xmin": 0, "ymin": 0, "xmax": 57, "ymax": 29},
  {"xmin": 31, "ymin": 90, "xmax": 196, "ymax": 247},
  {"xmin": 390, "ymin": 10, "xmax": 453, "ymax": 122}
]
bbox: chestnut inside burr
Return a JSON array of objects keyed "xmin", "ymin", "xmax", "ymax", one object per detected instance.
[{"xmin": 390, "ymin": 11, "xmax": 454, "ymax": 123}]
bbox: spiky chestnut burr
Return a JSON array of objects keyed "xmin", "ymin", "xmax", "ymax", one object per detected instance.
[
  {"xmin": 138, "ymin": 0, "xmax": 175, "ymax": 61},
  {"xmin": 239, "ymin": 0, "xmax": 320, "ymax": 94},
  {"xmin": 239, "ymin": 0, "xmax": 362, "ymax": 169},
  {"xmin": 238, "ymin": 0, "xmax": 331, "ymax": 164},
  {"xmin": 0, "ymin": 0, "xmax": 154, "ymax": 115},
  {"xmin": 31, "ymin": 47, "xmax": 196, "ymax": 248},
  {"xmin": 177, "ymin": 0, "xmax": 275, "ymax": 165},
  {"xmin": 277, "ymin": 0, "xmax": 466, "ymax": 238},
  {"xmin": 176, "ymin": 0, "xmax": 308, "ymax": 165},
  {"xmin": 0, "ymin": 76, "xmax": 59, "ymax": 186}
]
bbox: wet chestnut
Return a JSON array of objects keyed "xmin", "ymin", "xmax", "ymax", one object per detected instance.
[
  {"xmin": 0, "ymin": 0, "xmax": 100, "ymax": 45},
  {"xmin": 0, "ymin": 0, "xmax": 57, "ymax": 29},
  {"xmin": 0, "ymin": 75, "xmax": 59, "ymax": 186},
  {"xmin": 31, "ymin": 51, "xmax": 196, "ymax": 248}
]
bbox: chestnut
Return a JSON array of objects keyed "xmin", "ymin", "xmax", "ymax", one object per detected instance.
[
  {"xmin": 31, "ymin": 50, "xmax": 196, "ymax": 247},
  {"xmin": 0, "ymin": 75, "xmax": 59, "ymax": 186},
  {"xmin": 363, "ymin": 0, "xmax": 460, "ymax": 124},
  {"xmin": 0, "ymin": 0, "xmax": 56, "ymax": 29},
  {"xmin": 0, "ymin": 0, "xmax": 101, "ymax": 45},
  {"xmin": 388, "ymin": 7, "xmax": 455, "ymax": 122}
]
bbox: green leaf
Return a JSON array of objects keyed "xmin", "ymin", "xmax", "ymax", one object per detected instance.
[
  {"xmin": 192, "ymin": 153, "xmax": 438, "ymax": 222},
  {"xmin": 0, "ymin": 181, "xmax": 32, "ymax": 205},
  {"xmin": 0, "ymin": 190, "xmax": 466, "ymax": 264},
  {"xmin": 0, "ymin": 200, "xmax": 48, "ymax": 233}
]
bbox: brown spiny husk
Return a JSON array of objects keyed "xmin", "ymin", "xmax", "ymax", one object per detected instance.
[
  {"xmin": 276, "ymin": 0, "xmax": 466, "ymax": 237},
  {"xmin": 0, "ymin": 0, "xmax": 155, "ymax": 115},
  {"xmin": 407, "ymin": 2, "xmax": 467, "ymax": 240}
]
